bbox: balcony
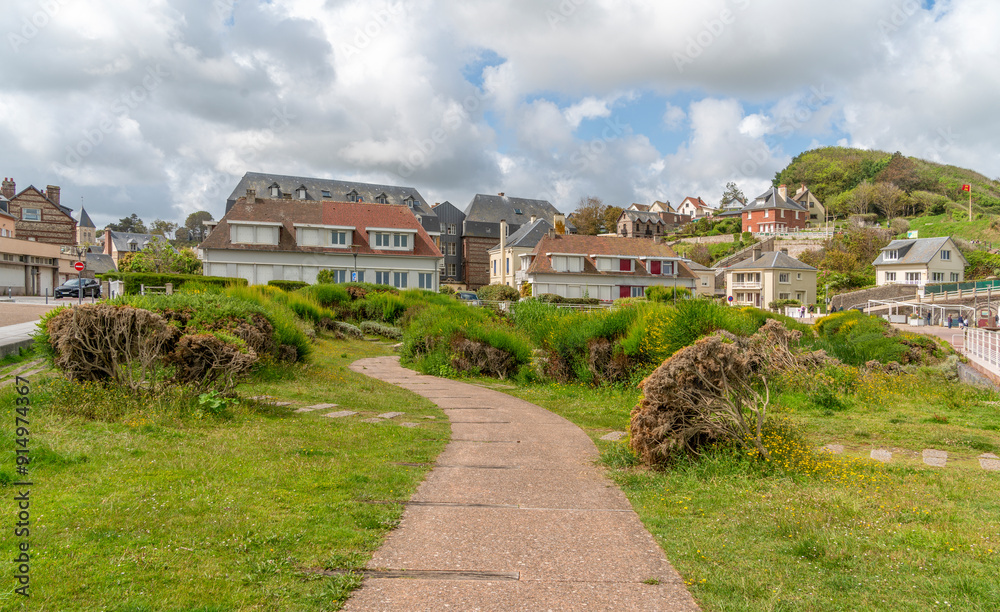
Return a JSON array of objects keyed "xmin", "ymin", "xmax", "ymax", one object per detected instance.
[{"xmin": 731, "ymin": 282, "xmax": 762, "ymax": 290}]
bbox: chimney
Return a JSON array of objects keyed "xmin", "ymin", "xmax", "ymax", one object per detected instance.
[
  {"xmin": 498, "ymin": 192, "xmax": 505, "ymax": 197},
  {"xmin": 797, "ymin": 183, "xmax": 807, "ymax": 196},
  {"xmin": 548, "ymin": 229, "xmax": 556, "ymax": 238},
  {"xmin": 1, "ymin": 178, "xmax": 14, "ymax": 200},
  {"xmin": 752, "ymin": 245, "xmax": 762, "ymax": 261},
  {"xmin": 778, "ymin": 184, "xmax": 787, "ymax": 199},
  {"xmin": 530, "ymin": 214, "xmax": 537, "ymax": 224},
  {"xmin": 46, "ymin": 185, "xmax": 60, "ymax": 206},
  {"xmin": 780, "ymin": 248, "xmax": 789, "ymax": 256},
  {"xmin": 553, "ymin": 214, "xmax": 566, "ymax": 235},
  {"xmin": 246, "ymin": 188, "xmax": 256, "ymax": 204},
  {"xmin": 499, "ymin": 219, "xmax": 508, "ymax": 285}
]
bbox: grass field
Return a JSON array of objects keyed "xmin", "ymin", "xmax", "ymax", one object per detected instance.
[
  {"xmin": 906, "ymin": 213, "xmax": 1000, "ymax": 244},
  {"xmin": 0, "ymin": 338, "xmax": 445, "ymax": 611},
  {"xmin": 477, "ymin": 367, "xmax": 1000, "ymax": 611}
]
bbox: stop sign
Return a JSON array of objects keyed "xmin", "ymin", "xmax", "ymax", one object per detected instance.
[{"xmin": 74, "ymin": 261, "xmax": 85, "ymax": 272}]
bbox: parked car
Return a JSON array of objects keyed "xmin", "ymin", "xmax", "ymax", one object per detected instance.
[
  {"xmin": 54, "ymin": 278, "xmax": 101, "ymax": 299},
  {"xmin": 455, "ymin": 291, "xmax": 481, "ymax": 306}
]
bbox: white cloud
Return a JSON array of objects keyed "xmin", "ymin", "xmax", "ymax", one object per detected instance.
[{"xmin": 663, "ymin": 103, "xmax": 686, "ymax": 130}]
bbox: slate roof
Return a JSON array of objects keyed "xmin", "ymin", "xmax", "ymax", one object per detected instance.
[
  {"xmin": 86, "ymin": 253, "xmax": 117, "ymax": 273},
  {"xmin": 727, "ymin": 251, "xmax": 817, "ymax": 271},
  {"xmin": 13, "ymin": 185, "xmax": 74, "ymax": 218},
  {"xmin": 621, "ymin": 210, "xmax": 665, "ymax": 224},
  {"xmin": 628, "ymin": 203, "xmax": 651, "ymax": 212},
  {"xmin": 463, "ymin": 194, "xmax": 569, "ymax": 237},
  {"xmin": 224, "ymin": 172, "xmax": 436, "ymax": 221},
  {"xmin": 872, "ymin": 237, "xmax": 966, "ymax": 266},
  {"xmin": 76, "ymin": 207, "xmax": 95, "ymax": 228},
  {"xmin": 681, "ymin": 196, "xmax": 713, "ymax": 211},
  {"xmin": 488, "ymin": 219, "xmax": 553, "ymax": 252},
  {"xmin": 106, "ymin": 231, "xmax": 158, "ymax": 252},
  {"xmin": 744, "ymin": 187, "xmax": 808, "ymax": 213},
  {"xmin": 684, "ymin": 260, "xmax": 713, "ymax": 272},
  {"xmin": 201, "ymin": 196, "xmax": 442, "ymax": 259},
  {"xmin": 526, "ymin": 234, "xmax": 696, "ymax": 279}
]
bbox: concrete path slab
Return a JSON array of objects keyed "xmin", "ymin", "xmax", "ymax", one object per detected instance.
[{"xmin": 344, "ymin": 356, "xmax": 698, "ymax": 611}]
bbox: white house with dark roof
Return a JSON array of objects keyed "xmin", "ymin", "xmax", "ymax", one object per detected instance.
[
  {"xmin": 872, "ymin": 236, "xmax": 966, "ymax": 287},
  {"xmin": 519, "ymin": 233, "xmax": 697, "ymax": 301},
  {"xmin": 725, "ymin": 246, "xmax": 817, "ymax": 308},
  {"xmin": 489, "ymin": 217, "xmax": 553, "ymax": 288},
  {"xmin": 200, "ymin": 189, "xmax": 442, "ymax": 288},
  {"xmin": 103, "ymin": 230, "xmax": 159, "ymax": 267}
]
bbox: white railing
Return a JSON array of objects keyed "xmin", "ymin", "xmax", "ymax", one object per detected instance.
[
  {"xmin": 731, "ymin": 282, "xmax": 762, "ymax": 290},
  {"xmin": 963, "ymin": 329, "xmax": 1000, "ymax": 377}
]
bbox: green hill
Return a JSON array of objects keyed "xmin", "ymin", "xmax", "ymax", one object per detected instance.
[{"xmin": 774, "ymin": 146, "xmax": 1000, "ymax": 215}]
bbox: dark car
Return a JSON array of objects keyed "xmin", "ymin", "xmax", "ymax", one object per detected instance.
[
  {"xmin": 455, "ymin": 291, "xmax": 481, "ymax": 306},
  {"xmin": 55, "ymin": 278, "xmax": 101, "ymax": 299}
]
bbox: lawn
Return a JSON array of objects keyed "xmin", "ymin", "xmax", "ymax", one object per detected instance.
[
  {"xmin": 0, "ymin": 338, "xmax": 447, "ymax": 611},
  {"xmin": 907, "ymin": 213, "xmax": 1000, "ymax": 244},
  {"xmin": 476, "ymin": 366, "xmax": 1000, "ymax": 611}
]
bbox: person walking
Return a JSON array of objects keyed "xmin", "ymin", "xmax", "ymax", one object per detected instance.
[
  {"xmin": 926, "ymin": 311, "xmax": 932, "ymax": 326},
  {"xmin": 948, "ymin": 314, "xmax": 953, "ymax": 329}
]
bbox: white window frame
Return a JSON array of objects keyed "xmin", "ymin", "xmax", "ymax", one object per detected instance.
[
  {"xmin": 884, "ymin": 250, "xmax": 898, "ymax": 261},
  {"xmin": 230, "ymin": 221, "xmax": 281, "ymax": 245},
  {"xmin": 885, "ymin": 272, "xmax": 897, "ymax": 282},
  {"xmin": 932, "ymin": 272, "xmax": 945, "ymax": 282},
  {"xmin": 447, "ymin": 263, "xmax": 457, "ymax": 277},
  {"xmin": 21, "ymin": 208, "xmax": 41, "ymax": 222},
  {"xmin": 447, "ymin": 223, "xmax": 457, "ymax": 235},
  {"xmin": 375, "ymin": 271, "xmax": 390, "ymax": 285},
  {"xmin": 393, "ymin": 272, "xmax": 408, "ymax": 288},
  {"xmin": 950, "ymin": 273, "xmax": 959, "ymax": 282},
  {"xmin": 779, "ymin": 273, "xmax": 790, "ymax": 284},
  {"xmin": 940, "ymin": 250, "xmax": 951, "ymax": 261},
  {"xmin": 418, "ymin": 272, "xmax": 433, "ymax": 289}
]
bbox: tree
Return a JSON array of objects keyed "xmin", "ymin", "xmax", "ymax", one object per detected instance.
[
  {"xmin": 118, "ymin": 237, "xmax": 202, "ymax": 275},
  {"xmin": 184, "ymin": 211, "xmax": 214, "ymax": 231},
  {"xmin": 571, "ymin": 196, "xmax": 605, "ymax": 235},
  {"xmin": 149, "ymin": 219, "xmax": 178, "ymax": 238},
  {"xmin": 874, "ymin": 182, "xmax": 906, "ymax": 219},
  {"xmin": 106, "ymin": 214, "xmax": 147, "ymax": 234},
  {"xmin": 847, "ymin": 181, "xmax": 878, "ymax": 216},
  {"xmin": 720, "ymin": 181, "xmax": 746, "ymax": 207},
  {"xmin": 688, "ymin": 244, "xmax": 712, "ymax": 267},
  {"xmin": 602, "ymin": 205, "xmax": 624, "ymax": 234}
]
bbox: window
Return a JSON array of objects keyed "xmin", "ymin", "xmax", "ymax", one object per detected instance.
[
  {"xmin": 779, "ymin": 293, "xmax": 790, "ymax": 300},
  {"xmin": 374, "ymin": 233, "xmax": 390, "ymax": 248},
  {"xmin": 620, "ymin": 258, "xmax": 631, "ymax": 272},
  {"xmin": 393, "ymin": 272, "xmax": 407, "ymax": 288},
  {"xmin": 326, "ymin": 269, "xmax": 348, "ymax": 283},
  {"xmin": 884, "ymin": 250, "xmax": 898, "ymax": 261},
  {"xmin": 321, "ymin": 190, "xmax": 332, "ymax": 198},
  {"xmin": 404, "ymin": 197, "xmax": 416, "ymax": 208},
  {"xmin": 779, "ymin": 273, "xmax": 790, "ymax": 283},
  {"xmin": 764, "ymin": 210, "xmax": 769, "ymax": 218},
  {"xmin": 376, "ymin": 271, "xmax": 390, "ymax": 285},
  {"xmin": 906, "ymin": 272, "xmax": 921, "ymax": 283},
  {"xmin": 347, "ymin": 191, "xmax": 359, "ymax": 202},
  {"xmin": 630, "ymin": 287, "xmax": 645, "ymax": 298},
  {"xmin": 951, "ymin": 273, "xmax": 959, "ymax": 282},
  {"xmin": 701, "ymin": 278, "xmax": 709, "ymax": 286},
  {"xmin": 447, "ymin": 263, "xmax": 456, "ymax": 277},
  {"xmin": 446, "ymin": 242, "xmax": 456, "ymax": 256},
  {"xmin": 418, "ymin": 273, "xmax": 433, "ymax": 289},
  {"xmin": 447, "ymin": 223, "xmax": 456, "ymax": 235},
  {"xmin": 440, "ymin": 222, "xmax": 446, "ymax": 232},
  {"xmin": 885, "ymin": 272, "xmax": 897, "ymax": 282},
  {"xmin": 514, "ymin": 208, "xmax": 523, "ymax": 215},
  {"xmin": 375, "ymin": 193, "xmax": 388, "ymax": 204},
  {"xmin": 506, "ymin": 258, "xmax": 510, "ymax": 274},
  {"xmin": 331, "ymin": 231, "xmax": 348, "ymax": 245},
  {"xmin": 797, "ymin": 273, "xmax": 802, "ymax": 280},
  {"xmin": 21, "ymin": 208, "xmax": 41, "ymax": 221},
  {"xmin": 232, "ymin": 224, "xmax": 279, "ymax": 245},
  {"xmin": 296, "ymin": 187, "xmax": 307, "ymax": 200},
  {"xmin": 941, "ymin": 250, "xmax": 951, "ymax": 261},
  {"xmin": 932, "ymin": 272, "xmax": 945, "ymax": 282},
  {"xmin": 393, "ymin": 234, "xmax": 408, "ymax": 248},
  {"xmin": 270, "ymin": 186, "xmax": 280, "ymax": 197}
]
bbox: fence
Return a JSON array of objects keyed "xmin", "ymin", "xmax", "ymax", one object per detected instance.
[
  {"xmin": 963, "ymin": 329, "xmax": 1000, "ymax": 377},
  {"xmin": 924, "ymin": 279, "xmax": 1000, "ymax": 296}
]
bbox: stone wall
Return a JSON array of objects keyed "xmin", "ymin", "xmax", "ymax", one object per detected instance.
[
  {"xmin": 673, "ymin": 234, "xmax": 736, "ymax": 246},
  {"xmin": 9, "ymin": 189, "xmax": 77, "ymax": 246},
  {"xmin": 831, "ymin": 284, "xmax": 919, "ymax": 310}
]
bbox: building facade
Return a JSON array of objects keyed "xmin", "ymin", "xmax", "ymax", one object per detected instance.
[
  {"xmin": 742, "ymin": 185, "xmax": 809, "ymax": 234},
  {"xmin": 489, "ymin": 218, "xmax": 552, "ymax": 288},
  {"xmin": 677, "ymin": 197, "xmax": 715, "ymax": 219},
  {"xmin": 790, "ymin": 184, "xmax": 827, "ymax": 225},
  {"xmin": 725, "ymin": 247, "xmax": 817, "ymax": 308},
  {"xmin": 2, "ymin": 179, "xmax": 77, "ymax": 246},
  {"xmin": 432, "ymin": 201, "xmax": 466, "ymax": 286},
  {"xmin": 872, "ymin": 237, "xmax": 967, "ymax": 287}
]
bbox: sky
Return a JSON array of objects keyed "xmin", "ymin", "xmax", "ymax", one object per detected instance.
[{"xmin": 1, "ymin": 0, "xmax": 997, "ymax": 229}]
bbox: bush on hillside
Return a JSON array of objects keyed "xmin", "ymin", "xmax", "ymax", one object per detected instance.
[
  {"xmin": 438, "ymin": 285, "xmax": 456, "ymax": 295},
  {"xmin": 359, "ymin": 321, "xmax": 403, "ymax": 340},
  {"xmin": 814, "ymin": 310, "xmax": 941, "ymax": 366},
  {"xmin": 645, "ymin": 285, "xmax": 692, "ymax": 302},
  {"xmin": 297, "ymin": 283, "xmax": 351, "ymax": 308},
  {"xmin": 477, "ymin": 284, "xmax": 520, "ymax": 302},
  {"xmin": 268, "ymin": 280, "xmax": 308, "ymax": 292}
]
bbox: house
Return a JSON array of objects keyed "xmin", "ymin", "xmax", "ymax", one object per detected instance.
[
  {"xmin": 103, "ymin": 230, "xmax": 159, "ymax": 268},
  {"xmin": 85, "ymin": 252, "xmax": 117, "ymax": 274},
  {"xmin": 685, "ymin": 260, "xmax": 720, "ymax": 297},
  {"xmin": 872, "ymin": 236, "xmax": 967, "ymax": 287},
  {"xmin": 75, "ymin": 207, "xmax": 97, "ymax": 245},
  {"xmin": 0, "ymin": 235, "xmax": 61, "ymax": 296},
  {"xmin": 489, "ymin": 217, "xmax": 553, "ymax": 288},
  {"xmin": 224, "ymin": 172, "xmax": 441, "ymax": 242},
  {"xmin": 199, "ymin": 189, "xmax": 442, "ymax": 288},
  {"xmin": 0, "ymin": 206, "xmax": 14, "ymax": 238},
  {"xmin": 629, "ymin": 200, "xmax": 675, "ymax": 214},
  {"xmin": 720, "ymin": 196, "xmax": 747, "ymax": 212},
  {"xmin": 677, "ymin": 197, "xmax": 715, "ymax": 219},
  {"xmin": 741, "ymin": 185, "xmax": 809, "ymax": 234},
  {"xmin": 462, "ymin": 193, "xmax": 570, "ymax": 289},
  {"xmin": 725, "ymin": 246, "xmax": 817, "ymax": 308},
  {"xmin": 432, "ymin": 201, "xmax": 466, "ymax": 287},
  {"xmin": 520, "ymin": 233, "xmax": 697, "ymax": 302},
  {"xmin": 622, "ymin": 202, "xmax": 690, "ymax": 234},
  {"xmin": 616, "ymin": 210, "xmax": 666, "ymax": 238},
  {"xmin": 790, "ymin": 184, "xmax": 827, "ymax": 226},
  {"xmin": 1, "ymin": 178, "xmax": 77, "ymax": 246}
]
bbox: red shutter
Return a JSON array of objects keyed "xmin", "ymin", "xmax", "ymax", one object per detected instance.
[
  {"xmin": 620, "ymin": 286, "xmax": 630, "ymax": 299},
  {"xmin": 651, "ymin": 261, "xmax": 661, "ymax": 275},
  {"xmin": 620, "ymin": 258, "xmax": 631, "ymax": 272}
]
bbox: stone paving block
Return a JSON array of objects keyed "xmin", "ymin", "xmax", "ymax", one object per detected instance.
[
  {"xmin": 870, "ymin": 449, "xmax": 892, "ymax": 463},
  {"xmin": 822, "ymin": 444, "xmax": 845, "ymax": 454},
  {"xmin": 361, "ymin": 418, "xmax": 385, "ymax": 424},
  {"xmin": 273, "ymin": 402, "xmax": 293, "ymax": 407},
  {"xmin": 378, "ymin": 412, "xmax": 405, "ymax": 419},
  {"xmin": 600, "ymin": 431, "xmax": 627, "ymax": 442},
  {"xmin": 922, "ymin": 449, "xmax": 948, "ymax": 468},
  {"xmin": 399, "ymin": 422, "xmax": 420, "ymax": 428},
  {"xmin": 980, "ymin": 453, "xmax": 1000, "ymax": 471},
  {"xmin": 323, "ymin": 411, "xmax": 357, "ymax": 419},
  {"xmin": 304, "ymin": 403, "xmax": 339, "ymax": 410}
]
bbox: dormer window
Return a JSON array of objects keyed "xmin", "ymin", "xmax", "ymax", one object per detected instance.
[
  {"xmin": 885, "ymin": 250, "xmax": 898, "ymax": 261},
  {"xmin": 347, "ymin": 190, "xmax": 359, "ymax": 203},
  {"xmin": 514, "ymin": 208, "xmax": 523, "ymax": 215},
  {"xmin": 321, "ymin": 190, "xmax": 332, "ymax": 199},
  {"xmin": 269, "ymin": 183, "xmax": 280, "ymax": 197},
  {"xmin": 403, "ymin": 196, "xmax": 416, "ymax": 208},
  {"xmin": 296, "ymin": 186, "xmax": 307, "ymax": 200},
  {"xmin": 128, "ymin": 239, "xmax": 138, "ymax": 251},
  {"xmin": 375, "ymin": 193, "xmax": 388, "ymax": 204}
]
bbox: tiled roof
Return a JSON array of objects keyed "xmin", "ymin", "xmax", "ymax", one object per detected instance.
[
  {"xmin": 727, "ymin": 251, "xmax": 816, "ymax": 271},
  {"xmin": 86, "ymin": 252, "xmax": 117, "ymax": 273},
  {"xmin": 526, "ymin": 234, "xmax": 696, "ymax": 279},
  {"xmin": 629, "ymin": 203, "xmax": 651, "ymax": 212},
  {"xmin": 200, "ymin": 196, "xmax": 442, "ymax": 258},
  {"xmin": 873, "ymin": 236, "xmax": 966, "ymax": 266}
]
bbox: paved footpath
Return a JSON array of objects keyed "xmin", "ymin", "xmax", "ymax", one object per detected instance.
[{"xmin": 344, "ymin": 356, "xmax": 699, "ymax": 612}]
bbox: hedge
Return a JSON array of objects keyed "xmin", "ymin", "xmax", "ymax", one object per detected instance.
[
  {"xmin": 477, "ymin": 284, "xmax": 520, "ymax": 302},
  {"xmin": 98, "ymin": 272, "xmax": 246, "ymax": 295},
  {"xmin": 268, "ymin": 280, "xmax": 308, "ymax": 292}
]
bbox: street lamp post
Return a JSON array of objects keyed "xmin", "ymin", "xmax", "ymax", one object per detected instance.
[
  {"xmin": 75, "ymin": 246, "xmax": 86, "ymax": 305},
  {"xmin": 350, "ymin": 244, "xmax": 359, "ymax": 282}
]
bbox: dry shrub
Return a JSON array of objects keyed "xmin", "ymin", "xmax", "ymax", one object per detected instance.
[
  {"xmin": 629, "ymin": 320, "xmax": 801, "ymax": 466},
  {"xmin": 451, "ymin": 337, "xmax": 518, "ymax": 379},
  {"xmin": 216, "ymin": 313, "xmax": 275, "ymax": 357},
  {"xmin": 168, "ymin": 334, "xmax": 257, "ymax": 392},
  {"xmin": 46, "ymin": 304, "xmax": 176, "ymax": 391},
  {"xmin": 587, "ymin": 338, "xmax": 634, "ymax": 384}
]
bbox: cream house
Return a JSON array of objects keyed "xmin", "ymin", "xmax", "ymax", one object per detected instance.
[
  {"xmin": 685, "ymin": 260, "xmax": 719, "ymax": 297},
  {"xmin": 872, "ymin": 236, "xmax": 966, "ymax": 287},
  {"xmin": 725, "ymin": 247, "xmax": 817, "ymax": 308},
  {"xmin": 488, "ymin": 218, "xmax": 552, "ymax": 288}
]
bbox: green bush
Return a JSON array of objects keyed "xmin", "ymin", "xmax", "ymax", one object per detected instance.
[
  {"xmin": 359, "ymin": 321, "xmax": 404, "ymax": 340},
  {"xmin": 352, "ymin": 292, "xmax": 407, "ymax": 323},
  {"xmin": 645, "ymin": 285, "xmax": 693, "ymax": 302},
  {"xmin": 98, "ymin": 272, "xmax": 246, "ymax": 295},
  {"xmin": 298, "ymin": 284, "xmax": 351, "ymax": 308},
  {"xmin": 439, "ymin": 285, "xmax": 456, "ymax": 295},
  {"xmin": 268, "ymin": 280, "xmax": 308, "ymax": 292},
  {"xmin": 220, "ymin": 286, "xmax": 313, "ymax": 361},
  {"xmin": 813, "ymin": 310, "xmax": 915, "ymax": 365},
  {"xmin": 477, "ymin": 284, "xmax": 520, "ymax": 302}
]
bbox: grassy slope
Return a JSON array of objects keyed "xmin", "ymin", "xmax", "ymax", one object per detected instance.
[
  {"xmin": 905, "ymin": 213, "xmax": 1000, "ymax": 244},
  {"xmin": 475, "ymin": 367, "xmax": 1000, "ymax": 611},
  {"xmin": 0, "ymin": 339, "xmax": 447, "ymax": 611}
]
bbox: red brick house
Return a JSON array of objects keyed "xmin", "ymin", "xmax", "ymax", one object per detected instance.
[
  {"xmin": 742, "ymin": 185, "xmax": 809, "ymax": 234},
  {"xmin": 1, "ymin": 178, "xmax": 77, "ymax": 246}
]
